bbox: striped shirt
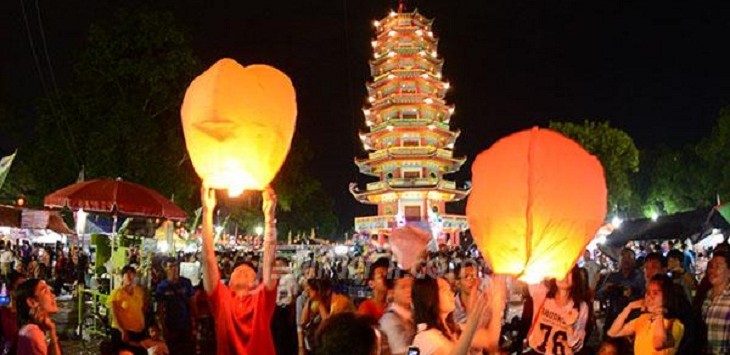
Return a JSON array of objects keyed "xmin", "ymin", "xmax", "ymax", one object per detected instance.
[{"xmin": 702, "ymin": 284, "xmax": 730, "ymax": 354}]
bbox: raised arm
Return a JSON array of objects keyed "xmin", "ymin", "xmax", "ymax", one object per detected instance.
[
  {"xmin": 201, "ymin": 186, "xmax": 220, "ymax": 294},
  {"xmin": 450, "ymin": 290, "xmax": 489, "ymax": 355},
  {"xmin": 261, "ymin": 187, "xmax": 278, "ymax": 291},
  {"xmin": 606, "ymin": 300, "xmax": 641, "ymax": 338}
]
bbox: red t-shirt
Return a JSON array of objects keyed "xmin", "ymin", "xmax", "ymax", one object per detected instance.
[
  {"xmin": 357, "ymin": 299, "xmax": 385, "ymax": 320},
  {"xmin": 209, "ymin": 281, "xmax": 277, "ymax": 355}
]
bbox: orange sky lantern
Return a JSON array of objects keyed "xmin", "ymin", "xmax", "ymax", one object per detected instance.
[
  {"xmin": 466, "ymin": 127, "xmax": 607, "ymax": 284},
  {"xmin": 181, "ymin": 58, "xmax": 297, "ymax": 195}
]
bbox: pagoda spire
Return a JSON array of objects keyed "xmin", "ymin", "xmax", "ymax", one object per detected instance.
[{"xmin": 398, "ymin": 0, "xmax": 407, "ymax": 13}]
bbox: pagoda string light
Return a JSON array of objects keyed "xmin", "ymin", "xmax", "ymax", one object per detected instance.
[{"xmin": 352, "ymin": 8, "xmax": 469, "ymax": 245}]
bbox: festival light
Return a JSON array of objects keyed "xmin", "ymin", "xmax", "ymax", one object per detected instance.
[
  {"xmin": 611, "ymin": 216, "xmax": 623, "ymax": 228},
  {"xmin": 181, "ymin": 58, "xmax": 297, "ymax": 196}
]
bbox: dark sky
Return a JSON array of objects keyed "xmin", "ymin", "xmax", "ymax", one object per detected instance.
[{"xmin": 2, "ymin": 0, "xmax": 729, "ymax": 231}]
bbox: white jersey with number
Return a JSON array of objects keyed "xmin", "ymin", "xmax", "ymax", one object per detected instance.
[{"xmin": 528, "ymin": 298, "xmax": 588, "ymax": 355}]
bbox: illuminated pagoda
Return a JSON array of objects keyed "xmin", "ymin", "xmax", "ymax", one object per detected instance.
[{"xmin": 350, "ymin": 3, "xmax": 470, "ymax": 246}]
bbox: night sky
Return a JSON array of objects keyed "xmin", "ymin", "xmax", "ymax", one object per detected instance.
[{"xmin": 2, "ymin": 0, "xmax": 729, "ymax": 230}]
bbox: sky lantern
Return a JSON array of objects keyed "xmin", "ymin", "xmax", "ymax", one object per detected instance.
[
  {"xmin": 181, "ymin": 58, "xmax": 297, "ymax": 195},
  {"xmin": 466, "ymin": 127, "xmax": 607, "ymax": 284},
  {"xmin": 390, "ymin": 226, "xmax": 432, "ymax": 270}
]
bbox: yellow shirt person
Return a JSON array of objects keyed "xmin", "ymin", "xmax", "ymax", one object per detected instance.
[
  {"xmin": 108, "ymin": 267, "xmax": 147, "ymax": 334},
  {"xmin": 629, "ymin": 314, "xmax": 684, "ymax": 355}
]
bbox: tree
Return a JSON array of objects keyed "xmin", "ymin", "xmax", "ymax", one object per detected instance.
[
  {"xmin": 8, "ymin": 6, "xmax": 201, "ymax": 210},
  {"xmin": 696, "ymin": 107, "xmax": 730, "ymax": 203},
  {"xmin": 549, "ymin": 121, "xmax": 640, "ymax": 214},
  {"xmin": 639, "ymin": 145, "xmax": 712, "ymax": 214},
  {"xmin": 639, "ymin": 108, "xmax": 729, "ymax": 214}
]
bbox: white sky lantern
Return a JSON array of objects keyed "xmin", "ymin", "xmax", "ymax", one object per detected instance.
[{"xmin": 181, "ymin": 58, "xmax": 297, "ymax": 196}]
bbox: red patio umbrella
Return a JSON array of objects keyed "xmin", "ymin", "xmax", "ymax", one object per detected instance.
[{"xmin": 44, "ymin": 179, "xmax": 187, "ymax": 220}]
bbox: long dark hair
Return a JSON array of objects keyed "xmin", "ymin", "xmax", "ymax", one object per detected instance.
[
  {"xmin": 15, "ymin": 278, "xmax": 42, "ymax": 328},
  {"xmin": 412, "ymin": 276, "xmax": 452, "ymax": 338},
  {"xmin": 546, "ymin": 265, "xmax": 588, "ymax": 311},
  {"xmin": 649, "ymin": 274, "xmax": 683, "ymax": 320},
  {"xmin": 307, "ymin": 278, "xmax": 333, "ymax": 309}
]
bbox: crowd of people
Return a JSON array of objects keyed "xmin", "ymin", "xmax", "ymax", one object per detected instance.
[{"xmin": 0, "ymin": 186, "xmax": 727, "ymax": 355}]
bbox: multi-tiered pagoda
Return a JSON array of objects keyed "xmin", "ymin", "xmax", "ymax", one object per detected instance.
[{"xmin": 350, "ymin": 6, "xmax": 470, "ymax": 246}]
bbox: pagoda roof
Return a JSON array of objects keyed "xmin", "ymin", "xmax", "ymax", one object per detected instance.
[
  {"xmin": 355, "ymin": 147, "xmax": 466, "ymax": 171},
  {"xmin": 349, "ymin": 179, "xmax": 470, "ymax": 205}
]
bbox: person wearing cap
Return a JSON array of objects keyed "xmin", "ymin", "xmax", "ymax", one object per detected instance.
[
  {"xmin": 155, "ymin": 259, "xmax": 196, "ymax": 355},
  {"xmin": 108, "ymin": 265, "xmax": 149, "ymax": 355}
]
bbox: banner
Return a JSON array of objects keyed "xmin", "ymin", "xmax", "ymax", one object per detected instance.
[{"xmin": 0, "ymin": 151, "xmax": 17, "ymax": 192}]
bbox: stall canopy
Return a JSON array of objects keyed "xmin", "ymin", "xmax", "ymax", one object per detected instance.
[
  {"xmin": 0, "ymin": 205, "xmax": 73, "ymax": 235},
  {"xmin": 605, "ymin": 206, "xmax": 730, "ymax": 248}
]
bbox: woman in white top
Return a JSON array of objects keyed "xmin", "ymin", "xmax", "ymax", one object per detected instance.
[
  {"xmin": 527, "ymin": 265, "xmax": 590, "ymax": 355},
  {"xmin": 411, "ymin": 275, "xmax": 498, "ymax": 355},
  {"xmin": 15, "ymin": 278, "xmax": 62, "ymax": 355}
]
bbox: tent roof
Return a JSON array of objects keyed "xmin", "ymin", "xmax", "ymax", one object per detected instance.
[
  {"xmin": 0, "ymin": 206, "xmax": 72, "ymax": 234},
  {"xmin": 606, "ymin": 207, "xmax": 730, "ymax": 247},
  {"xmin": 0, "ymin": 205, "xmax": 21, "ymax": 228}
]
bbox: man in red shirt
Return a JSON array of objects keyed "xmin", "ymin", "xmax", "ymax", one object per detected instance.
[
  {"xmin": 201, "ymin": 186, "xmax": 278, "ymax": 355},
  {"xmin": 357, "ymin": 258, "xmax": 390, "ymax": 321}
]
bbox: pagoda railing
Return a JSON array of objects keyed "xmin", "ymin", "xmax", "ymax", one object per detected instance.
[
  {"xmin": 440, "ymin": 214, "xmax": 469, "ymax": 230},
  {"xmin": 366, "ymin": 146, "xmax": 456, "ymax": 160},
  {"xmin": 366, "ymin": 181, "xmax": 388, "ymax": 191},
  {"xmin": 354, "ymin": 215, "xmax": 397, "ymax": 232},
  {"xmin": 364, "ymin": 178, "xmax": 458, "ymax": 191}
]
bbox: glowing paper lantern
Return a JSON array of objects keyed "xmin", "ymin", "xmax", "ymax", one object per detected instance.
[
  {"xmin": 466, "ymin": 127, "xmax": 606, "ymax": 284},
  {"xmin": 390, "ymin": 226, "xmax": 432, "ymax": 270},
  {"xmin": 181, "ymin": 58, "xmax": 297, "ymax": 195}
]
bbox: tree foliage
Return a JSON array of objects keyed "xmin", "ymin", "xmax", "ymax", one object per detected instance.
[
  {"xmin": 641, "ymin": 108, "xmax": 729, "ymax": 213},
  {"xmin": 6, "ymin": 7, "xmax": 200, "ymax": 210},
  {"xmin": 549, "ymin": 121, "xmax": 640, "ymax": 214},
  {"xmin": 6, "ymin": 5, "xmax": 340, "ymax": 239}
]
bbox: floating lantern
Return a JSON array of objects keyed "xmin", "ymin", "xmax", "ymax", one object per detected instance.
[
  {"xmin": 390, "ymin": 226, "xmax": 432, "ymax": 270},
  {"xmin": 466, "ymin": 127, "xmax": 606, "ymax": 283},
  {"xmin": 181, "ymin": 58, "xmax": 297, "ymax": 196}
]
